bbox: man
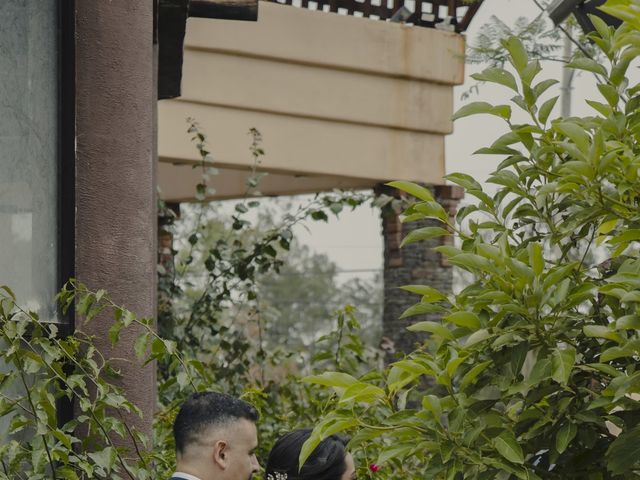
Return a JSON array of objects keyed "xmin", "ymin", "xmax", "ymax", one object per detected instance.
[{"xmin": 170, "ymin": 391, "xmax": 261, "ymax": 480}]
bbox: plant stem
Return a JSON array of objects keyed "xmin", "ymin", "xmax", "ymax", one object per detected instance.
[{"xmin": 15, "ymin": 360, "xmax": 56, "ymax": 480}]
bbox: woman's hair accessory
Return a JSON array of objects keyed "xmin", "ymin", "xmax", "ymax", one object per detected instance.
[{"xmin": 266, "ymin": 474, "xmax": 288, "ymax": 480}]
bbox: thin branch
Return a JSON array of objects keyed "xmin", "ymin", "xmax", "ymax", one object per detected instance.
[
  {"xmin": 15, "ymin": 359, "xmax": 56, "ymax": 480},
  {"xmin": 118, "ymin": 411, "xmax": 148, "ymax": 467}
]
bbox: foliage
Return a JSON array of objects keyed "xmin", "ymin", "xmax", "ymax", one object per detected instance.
[
  {"xmin": 0, "ymin": 119, "xmax": 384, "ymax": 478},
  {"xmin": 303, "ymin": 5, "xmax": 640, "ymax": 479},
  {"xmin": 467, "ymin": 10, "xmax": 564, "ymax": 67},
  {"xmin": 158, "ymin": 120, "xmax": 372, "ymax": 352},
  {"xmin": 0, "ymin": 281, "xmax": 381, "ymax": 478},
  {"xmin": 155, "ymin": 121, "xmax": 386, "ymax": 465},
  {"xmin": 0, "ymin": 283, "xmax": 157, "ymax": 480}
]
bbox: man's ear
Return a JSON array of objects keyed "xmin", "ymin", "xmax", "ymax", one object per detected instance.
[{"xmin": 212, "ymin": 440, "xmax": 229, "ymax": 470}]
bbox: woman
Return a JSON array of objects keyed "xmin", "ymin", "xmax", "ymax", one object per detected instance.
[{"xmin": 265, "ymin": 428, "xmax": 356, "ymax": 480}]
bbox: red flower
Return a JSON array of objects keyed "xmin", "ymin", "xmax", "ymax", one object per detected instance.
[{"xmin": 369, "ymin": 464, "xmax": 381, "ymax": 473}]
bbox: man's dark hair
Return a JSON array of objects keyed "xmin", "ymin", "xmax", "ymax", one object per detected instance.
[
  {"xmin": 173, "ymin": 391, "xmax": 259, "ymax": 454},
  {"xmin": 265, "ymin": 428, "xmax": 349, "ymax": 480}
]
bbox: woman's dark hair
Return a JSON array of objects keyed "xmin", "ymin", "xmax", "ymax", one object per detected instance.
[{"xmin": 265, "ymin": 428, "xmax": 349, "ymax": 480}]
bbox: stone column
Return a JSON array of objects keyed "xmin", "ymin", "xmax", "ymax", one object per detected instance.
[
  {"xmin": 74, "ymin": 0, "xmax": 156, "ymax": 440},
  {"xmin": 378, "ymin": 185, "xmax": 464, "ymax": 357}
]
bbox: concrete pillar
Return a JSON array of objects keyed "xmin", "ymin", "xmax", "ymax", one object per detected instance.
[
  {"xmin": 379, "ymin": 185, "xmax": 464, "ymax": 357},
  {"xmin": 74, "ymin": 0, "xmax": 156, "ymax": 440}
]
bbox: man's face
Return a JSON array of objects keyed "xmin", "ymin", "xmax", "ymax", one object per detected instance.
[{"xmin": 224, "ymin": 418, "xmax": 260, "ymax": 480}]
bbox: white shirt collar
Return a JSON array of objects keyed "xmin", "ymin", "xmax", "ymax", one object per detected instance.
[{"xmin": 172, "ymin": 472, "xmax": 203, "ymax": 480}]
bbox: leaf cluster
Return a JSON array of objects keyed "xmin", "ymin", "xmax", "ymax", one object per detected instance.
[{"xmin": 303, "ymin": 6, "xmax": 640, "ymax": 479}]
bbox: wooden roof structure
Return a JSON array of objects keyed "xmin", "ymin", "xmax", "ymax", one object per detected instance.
[{"xmin": 157, "ymin": 0, "xmax": 484, "ymax": 201}]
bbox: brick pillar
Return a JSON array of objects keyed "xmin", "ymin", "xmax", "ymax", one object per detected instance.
[{"xmin": 378, "ymin": 184, "xmax": 464, "ymax": 358}]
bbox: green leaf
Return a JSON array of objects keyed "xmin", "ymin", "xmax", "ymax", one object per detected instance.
[
  {"xmin": 586, "ymin": 99, "xmax": 613, "ymax": 117},
  {"xmin": 528, "ymin": 242, "xmax": 544, "ymax": 276},
  {"xmin": 460, "ymin": 361, "xmax": 491, "ymax": 388},
  {"xmin": 533, "ymin": 78, "xmax": 559, "ymax": 98},
  {"xmin": 299, "ymin": 432, "xmax": 322, "ymax": 471},
  {"xmin": 556, "ymin": 423, "xmax": 577, "ymax": 454},
  {"xmin": 448, "ymin": 253, "xmax": 494, "ymax": 274},
  {"xmin": 471, "ymin": 67, "xmax": 519, "ymax": 91},
  {"xmin": 176, "ymin": 371, "xmax": 189, "ymax": 389},
  {"xmin": 375, "ymin": 443, "xmax": 415, "ymax": 465},
  {"xmin": 88, "ymin": 447, "xmax": 115, "ymax": 472},
  {"xmin": 407, "ymin": 321, "xmax": 454, "ymax": 340},
  {"xmin": 465, "ymin": 328, "xmax": 491, "ymax": 348},
  {"xmin": 616, "ymin": 315, "xmax": 640, "ymax": 330},
  {"xmin": 298, "ymin": 419, "xmax": 359, "ymax": 469},
  {"xmin": 444, "ymin": 172, "xmax": 482, "ymax": 191},
  {"xmin": 134, "ymin": 332, "xmax": 150, "ymax": 360},
  {"xmin": 598, "ymin": 83, "xmax": 619, "ymax": 107},
  {"xmin": 0, "ymin": 285, "xmax": 16, "ymax": 301},
  {"xmin": 621, "ymin": 291, "xmax": 640, "ymax": 303},
  {"xmin": 521, "ymin": 60, "xmax": 542, "ymax": 87},
  {"xmin": 551, "ymin": 347, "xmax": 576, "ymax": 385},
  {"xmin": 443, "ymin": 311, "xmax": 481, "ymax": 330},
  {"xmin": 601, "ymin": 340, "xmax": 640, "ymax": 362},
  {"xmin": 538, "ymin": 96, "xmax": 558, "ymax": 124},
  {"xmin": 385, "ymin": 181, "xmax": 434, "ymax": 202},
  {"xmin": 452, "ymin": 102, "xmax": 512, "ymax": 121},
  {"xmin": 554, "ymin": 121, "xmax": 591, "ymax": 154},
  {"xmin": 599, "ymin": 218, "xmax": 619, "ymax": 235},
  {"xmin": 400, "ymin": 227, "xmax": 450, "ymax": 247},
  {"xmin": 494, "ymin": 431, "xmax": 524, "ymax": 464},
  {"xmin": 339, "ymin": 383, "xmax": 385, "ymax": 404},
  {"xmin": 399, "ymin": 302, "xmax": 446, "ymax": 318},
  {"xmin": 543, "ymin": 262, "xmax": 579, "ymax": 290},
  {"xmin": 600, "ymin": 3, "xmax": 640, "ymax": 30},
  {"xmin": 413, "ymin": 201, "xmax": 449, "ymax": 222},
  {"xmin": 589, "ymin": 13, "xmax": 612, "ymax": 40},
  {"xmin": 399, "ymin": 285, "xmax": 447, "ymax": 302},
  {"xmin": 303, "ymin": 372, "xmax": 358, "ymax": 389},
  {"xmin": 583, "ymin": 325, "xmax": 623, "ymax": 343},
  {"xmin": 567, "ymin": 56, "xmax": 607, "ymax": 77},
  {"xmin": 421, "ymin": 394, "xmax": 442, "ymax": 420},
  {"xmin": 606, "ymin": 425, "xmax": 640, "ymax": 475},
  {"xmin": 503, "ymin": 37, "xmax": 528, "ymax": 73},
  {"xmin": 108, "ymin": 322, "xmax": 123, "ymax": 345}
]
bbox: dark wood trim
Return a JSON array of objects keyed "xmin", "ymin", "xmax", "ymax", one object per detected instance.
[
  {"xmin": 189, "ymin": 0, "xmax": 258, "ymax": 20},
  {"xmin": 456, "ymin": 0, "xmax": 482, "ymax": 32},
  {"xmin": 56, "ymin": 0, "xmax": 76, "ymax": 429},
  {"xmin": 58, "ymin": 0, "xmax": 75, "ymax": 310}
]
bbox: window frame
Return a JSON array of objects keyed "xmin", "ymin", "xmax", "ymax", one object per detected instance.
[{"xmin": 56, "ymin": 0, "xmax": 76, "ymax": 427}]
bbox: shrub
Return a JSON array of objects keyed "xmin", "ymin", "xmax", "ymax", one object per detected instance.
[{"xmin": 304, "ymin": 4, "xmax": 640, "ymax": 479}]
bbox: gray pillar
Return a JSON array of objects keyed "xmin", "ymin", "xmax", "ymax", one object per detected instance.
[
  {"xmin": 380, "ymin": 185, "xmax": 463, "ymax": 357},
  {"xmin": 75, "ymin": 0, "xmax": 156, "ymax": 440}
]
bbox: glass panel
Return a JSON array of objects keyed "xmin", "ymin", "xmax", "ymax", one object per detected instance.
[{"xmin": 0, "ymin": 0, "xmax": 59, "ymax": 321}]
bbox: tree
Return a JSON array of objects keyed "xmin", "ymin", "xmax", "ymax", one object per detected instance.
[{"xmin": 303, "ymin": 3, "xmax": 640, "ymax": 478}]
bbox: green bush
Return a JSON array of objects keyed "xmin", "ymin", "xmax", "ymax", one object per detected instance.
[
  {"xmin": 0, "ymin": 280, "xmax": 382, "ymax": 479},
  {"xmin": 304, "ymin": 3, "xmax": 640, "ymax": 479}
]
